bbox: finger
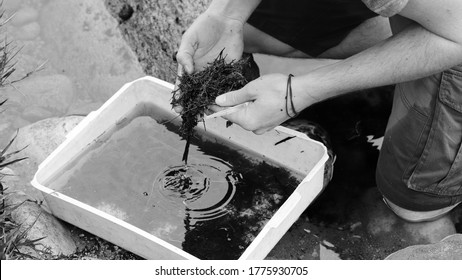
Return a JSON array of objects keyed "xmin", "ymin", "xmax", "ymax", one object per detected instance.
[
  {"xmin": 172, "ymin": 66, "xmax": 184, "ymax": 114},
  {"xmin": 176, "ymin": 38, "xmax": 195, "ymax": 74},
  {"xmin": 176, "ymin": 64, "xmax": 184, "ymax": 80},
  {"xmin": 215, "ymin": 88, "xmax": 252, "ymax": 107},
  {"xmin": 219, "ymin": 103, "xmax": 252, "ymax": 130},
  {"xmin": 253, "ymin": 127, "xmax": 270, "ymax": 135},
  {"xmin": 208, "ymin": 104, "xmax": 225, "ymax": 113},
  {"xmin": 173, "ymin": 65, "xmax": 182, "ymax": 91},
  {"xmin": 173, "ymin": 65, "xmax": 183, "ymax": 97},
  {"xmin": 173, "ymin": 105, "xmax": 183, "ymax": 114},
  {"xmin": 204, "ymin": 108, "xmax": 214, "ymax": 116}
]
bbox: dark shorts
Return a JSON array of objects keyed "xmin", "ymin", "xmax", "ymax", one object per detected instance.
[
  {"xmin": 377, "ymin": 65, "xmax": 462, "ymax": 211},
  {"xmin": 247, "ymin": 0, "xmax": 377, "ymax": 56}
]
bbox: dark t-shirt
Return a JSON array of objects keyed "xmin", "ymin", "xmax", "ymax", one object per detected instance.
[{"xmin": 247, "ymin": 0, "xmax": 408, "ymax": 56}]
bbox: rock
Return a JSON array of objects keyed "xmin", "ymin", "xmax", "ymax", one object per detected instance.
[
  {"xmin": 105, "ymin": 0, "xmax": 211, "ymax": 82},
  {"xmin": 10, "ymin": 7, "xmax": 39, "ymax": 27},
  {"xmin": 15, "ymin": 22, "xmax": 41, "ymax": 41},
  {"xmin": 6, "ymin": 192, "xmax": 77, "ymax": 256},
  {"xmin": 66, "ymin": 101, "xmax": 103, "ymax": 116},
  {"xmin": 385, "ymin": 234, "xmax": 462, "ymax": 260},
  {"xmin": 6, "ymin": 116, "xmax": 84, "ymax": 200},
  {"xmin": 0, "ymin": 167, "xmax": 17, "ymax": 179},
  {"xmin": 2, "ymin": 53, "xmax": 56, "ymax": 83},
  {"xmin": 319, "ymin": 243, "xmax": 342, "ymax": 260},
  {"xmin": 0, "ymin": 107, "xmax": 32, "ymax": 142},
  {"xmin": 0, "ymin": 122, "xmax": 10, "ymax": 135},
  {"xmin": 22, "ymin": 105, "xmax": 54, "ymax": 122},
  {"xmin": 1, "ymin": 74, "xmax": 75, "ymax": 113},
  {"xmin": 2, "ymin": 0, "xmax": 23, "ymax": 12},
  {"xmin": 13, "ymin": 116, "xmax": 84, "ymax": 165},
  {"xmin": 39, "ymin": 0, "xmax": 144, "ymax": 101}
]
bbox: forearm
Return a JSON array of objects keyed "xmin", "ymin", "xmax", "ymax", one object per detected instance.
[
  {"xmin": 207, "ymin": 0, "xmax": 261, "ymax": 23},
  {"xmin": 294, "ymin": 22, "xmax": 462, "ymax": 109}
]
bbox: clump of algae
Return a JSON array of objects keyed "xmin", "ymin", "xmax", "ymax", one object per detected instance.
[{"xmin": 172, "ymin": 51, "xmax": 256, "ymax": 163}]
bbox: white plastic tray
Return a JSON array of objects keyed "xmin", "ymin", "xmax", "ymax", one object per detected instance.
[{"xmin": 31, "ymin": 76, "xmax": 328, "ymax": 260}]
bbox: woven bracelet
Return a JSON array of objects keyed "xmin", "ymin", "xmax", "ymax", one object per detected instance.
[{"xmin": 285, "ymin": 74, "xmax": 298, "ymax": 118}]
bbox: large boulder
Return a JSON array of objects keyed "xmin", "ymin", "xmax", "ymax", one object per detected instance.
[
  {"xmin": 39, "ymin": 0, "xmax": 144, "ymax": 101},
  {"xmin": 2, "ymin": 0, "xmax": 23, "ymax": 12},
  {"xmin": 105, "ymin": 0, "xmax": 211, "ymax": 83},
  {"xmin": 1, "ymin": 74, "xmax": 75, "ymax": 114},
  {"xmin": 386, "ymin": 234, "xmax": 462, "ymax": 260}
]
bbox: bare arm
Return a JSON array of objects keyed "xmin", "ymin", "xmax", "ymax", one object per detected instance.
[
  {"xmin": 292, "ymin": 0, "xmax": 462, "ymax": 109},
  {"xmin": 215, "ymin": 0, "xmax": 462, "ymax": 134}
]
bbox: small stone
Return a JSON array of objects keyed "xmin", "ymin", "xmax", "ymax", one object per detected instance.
[
  {"xmin": 11, "ymin": 7, "xmax": 39, "ymax": 27},
  {"xmin": 15, "ymin": 22, "xmax": 41, "ymax": 41},
  {"xmin": 118, "ymin": 4, "xmax": 134, "ymax": 22},
  {"xmin": 350, "ymin": 221, "xmax": 362, "ymax": 231},
  {"xmin": 311, "ymin": 250, "xmax": 319, "ymax": 258},
  {"xmin": 320, "ymin": 244, "xmax": 341, "ymax": 260},
  {"xmin": 322, "ymin": 240, "xmax": 335, "ymax": 248}
]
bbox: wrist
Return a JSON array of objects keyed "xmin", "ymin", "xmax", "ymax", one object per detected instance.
[{"xmin": 291, "ymin": 74, "xmax": 324, "ymax": 112}]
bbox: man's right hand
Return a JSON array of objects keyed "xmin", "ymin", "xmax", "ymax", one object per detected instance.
[{"xmin": 176, "ymin": 11, "xmax": 245, "ymax": 74}]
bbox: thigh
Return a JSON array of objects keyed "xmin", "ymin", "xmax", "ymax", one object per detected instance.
[
  {"xmin": 243, "ymin": 23, "xmax": 309, "ymax": 58},
  {"xmin": 377, "ymin": 65, "xmax": 462, "ymax": 211}
]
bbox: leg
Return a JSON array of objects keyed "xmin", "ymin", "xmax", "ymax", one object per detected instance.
[
  {"xmin": 243, "ymin": 0, "xmax": 382, "ymax": 59},
  {"xmin": 243, "ymin": 23, "xmax": 308, "ymax": 58},
  {"xmin": 374, "ymin": 64, "xmax": 462, "ymax": 243}
]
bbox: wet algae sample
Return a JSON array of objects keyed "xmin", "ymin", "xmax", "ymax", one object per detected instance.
[
  {"xmin": 171, "ymin": 52, "xmax": 257, "ymax": 163},
  {"xmin": 51, "ymin": 117, "xmax": 301, "ymax": 259}
]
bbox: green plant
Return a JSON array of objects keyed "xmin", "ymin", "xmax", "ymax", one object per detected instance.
[
  {"xmin": 0, "ymin": 4, "xmax": 42, "ymax": 260},
  {"xmin": 0, "ymin": 7, "xmax": 18, "ymax": 87}
]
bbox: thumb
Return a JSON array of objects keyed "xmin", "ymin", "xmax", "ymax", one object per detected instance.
[
  {"xmin": 215, "ymin": 88, "xmax": 252, "ymax": 107},
  {"xmin": 176, "ymin": 40, "xmax": 195, "ymax": 74}
]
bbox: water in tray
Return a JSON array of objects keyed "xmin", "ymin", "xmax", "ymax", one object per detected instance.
[{"xmin": 50, "ymin": 116, "xmax": 301, "ymax": 259}]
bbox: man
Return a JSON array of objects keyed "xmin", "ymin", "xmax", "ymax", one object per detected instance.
[{"xmin": 176, "ymin": 0, "xmax": 462, "ymax": 242}]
